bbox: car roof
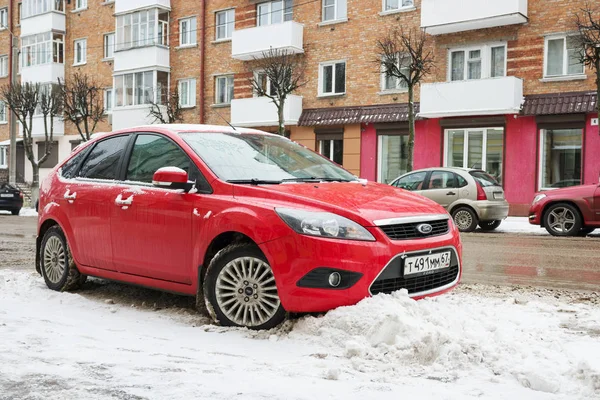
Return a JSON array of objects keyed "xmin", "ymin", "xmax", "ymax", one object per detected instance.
[{"xmin": 104, "ymin": 124, "xmax": 274, "ymax": 137}]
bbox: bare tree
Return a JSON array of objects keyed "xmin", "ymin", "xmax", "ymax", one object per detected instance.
[
  {"xmin": 61, "ymin": 72, "xmax": 106, "ymax": 142},
  {"xmin": 376, "ymin": 28, "xmax": 435, "ymax": 172},
  {"xmin": 247, "ymin": 48, "xmax": 307, "ymax": 136},
  {"xmin": 1, "ymin": 82, "xmax": 63, "ymax": 203},
  {"xmin": 148, "ymin": 87, "xmax": 183, "ymax": 124},
  {"xmin": 574, "ymin": 3, "xmax": 600, "ymax": 121}
]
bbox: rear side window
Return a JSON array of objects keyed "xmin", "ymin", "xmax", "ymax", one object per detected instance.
[
  {"xmin": 427, "ymin": 171, "xmax": 457, "ymax": 189},
  {"xmin": 469, "ymin": 170, "xmax": 500, "ymax": 187},
  {"xmin": 455, "ymin": 174, "xmax": 468, "ymax": 188},
  {"xmin": 60, "ymin": 148, "xmax": 89, "ymax": 179},
  {"xmin": 77, "ymin": 135, "xmax": 129, "ymax": 180}
]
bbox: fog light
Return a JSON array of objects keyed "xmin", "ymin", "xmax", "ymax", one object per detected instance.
[{"xmin": 328, "ymin": 272, "xmax": 341, "ymax": 287}]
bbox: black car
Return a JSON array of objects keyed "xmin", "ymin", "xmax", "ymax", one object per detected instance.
[{"xmin": 0, "ymin": 183, "xmax": 23, "ymax": 215}]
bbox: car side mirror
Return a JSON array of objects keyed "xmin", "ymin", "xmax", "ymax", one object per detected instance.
[{"xmin": 152, "ymin": 167, "xmax": 194, "ymax": 192}]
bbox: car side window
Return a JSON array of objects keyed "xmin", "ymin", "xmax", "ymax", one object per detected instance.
[
  {"xmin": 395, "ymin": 172, "xmax": 427, "ymax": 191},
  {"xmin": 427, "ymin": 171, "xmax": 457, "ymax": 190},
  {"xmin": 77, "ymin": 135, "xmax": 129, "ymax": 180},
  {"xmin": 456, "ymin": 174, "xmax": 468, "ymax": 188}
]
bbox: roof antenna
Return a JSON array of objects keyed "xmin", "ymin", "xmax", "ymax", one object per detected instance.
[{"xmin": 212, "ymin": 108, "xmax": 237, "ymax": 131}]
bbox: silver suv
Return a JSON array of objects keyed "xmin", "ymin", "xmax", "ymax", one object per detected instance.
[{"xmin": 390, "ymin": 167, "xmax": 509, "ymax": 232}]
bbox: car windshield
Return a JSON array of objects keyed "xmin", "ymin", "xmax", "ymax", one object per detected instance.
[
  {"xmin": 469, "ymin": 170, "xmax": 500, "ymax": 187},
  {"xmin": 180, "ymin": 132, "xmax": 358, "ymax": 183}
]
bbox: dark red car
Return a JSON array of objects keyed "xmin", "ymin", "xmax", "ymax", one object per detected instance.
[
  {"xmin": 37, "ymin": 125, "xmax": 462, "ymax": 329},
  {"xmin": 529, "ymin": 182, "xmax": 600, "ymax": 236}
]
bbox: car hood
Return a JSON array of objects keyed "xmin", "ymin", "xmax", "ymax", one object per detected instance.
[
  {"xmin": 233, "ymin": 181, "xmax": 448, "ymax": 226},
  {"xmin": 537, "ymin": 184, "xmax": 598, "ymax": 198}
]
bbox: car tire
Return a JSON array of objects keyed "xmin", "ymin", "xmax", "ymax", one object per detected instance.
[
  {"xmin": 11, "ymin": 209, "xmax": 20, "ymax": 216},
  {"xmin": 543, "ymin": 203, "xmax": 582, "ymax": 237},
  {"xmin": 203, "ymin": 243, "xmax": 286, "ymax": 330},
  {"xmin": 479, "ymin": 220, "xmax": 501, "ymax": 231},
  {"xmin": 452, "ymin": 207, "xmax": 478, "ymax": 232},
  {"xmin": 40, "ymin": 226, "xmax": 87, "ymax": 292}
]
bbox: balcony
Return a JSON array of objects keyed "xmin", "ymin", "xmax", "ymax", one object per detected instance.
[
  {"xmin": 115, "ymin": 0, "xmax": 170, "ymax": 14},
  {"xmin": 421, "ymin": 0, "xmax": 528, "ymax": 35},
  {"xmin": 419, "ymin": 77, "xmax": 523, "ymax": 118},
  {"xmin": 21, "ymin": 12, "xmax": 66, "ymax": 36},
  {"xmin": 230, "ymin": 95, "xmax": 302, "ymax": 127},
  {"xmin": 114, "ymin": 46, "xmax": 170, "ymax": 72},
  {"xmin": 20, "ymin": 116, "xmax": 64, "ymax": 137},
  {"xmin": 21, "ymin": 63, "xmax": 64, "ymax": 84},
  {"xmin": 232, "ymin": 21, "xmax": 304, "ymax": 61},
  {"xmin": 112, "ymin": 105, "xmax": 165, "ymax": 131}
]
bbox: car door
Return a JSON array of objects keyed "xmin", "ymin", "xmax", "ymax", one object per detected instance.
[
  {"xmin": 421, "ymin": 170, "xmax": 460, "ymax": 209},
  {"xmin": 393, "ymin": 171, "xmax": 428, "ymax": 195},
  {"xmin": 595, "ymin": 185, "xmax": 600, "ymax": 221},
  {"xmin": 110, "ymin": 133, "xmax": 199, "ymax": 284},
  {"xmin": 61, "ymin": 135, "xmax": 130, "ymax": 270}
]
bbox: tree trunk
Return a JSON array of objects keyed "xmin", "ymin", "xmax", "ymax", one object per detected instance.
[
  {"xmin": 277, "ymin": 97, "xmax": 285, "ymax": 136},
  {"xmin": 31, "ymin": 163, "xmax": 39, "ymax": 206},
  {"xmin": 407, "ymin": 84, "xmax": 415, "ymax": 173}
]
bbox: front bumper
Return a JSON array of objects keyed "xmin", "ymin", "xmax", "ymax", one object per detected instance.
[
  {"xmin": 472, "ymin": 200, "xmax": 509, "ymax": 221},
  {"xmin": 260, "ymin": 226, "xmax": 462, "ymax": 313},
  {"xmin": 528, "ymin": 202, "xmax": 543, "ymax": 225}
]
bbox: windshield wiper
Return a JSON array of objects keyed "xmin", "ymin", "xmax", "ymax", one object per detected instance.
[
  {"xmin": 281, "ymin": 177, "xmax": 358, "ymax": 183},
  {"xmin": 226, "ymin": 179, "xmax": 282, "ymax": 185}
]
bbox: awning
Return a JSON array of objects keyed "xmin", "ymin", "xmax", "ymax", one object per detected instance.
[
  {"xmin": 522, "ymin": 91, "xmax": 597, "ymax": 115},
  {"xmin": 298, "ymin": 103, "xmax": 420, "ymax": 126}
]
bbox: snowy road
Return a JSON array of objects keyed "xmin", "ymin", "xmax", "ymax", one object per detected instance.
[{"xmin": 1, "ymin": 270, "xmax": 599, "ymax": 400}]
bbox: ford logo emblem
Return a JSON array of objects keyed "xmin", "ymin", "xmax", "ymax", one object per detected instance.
[{"xmin": 416, "ymin": 223, "xmax": 433, "ymax": 234}]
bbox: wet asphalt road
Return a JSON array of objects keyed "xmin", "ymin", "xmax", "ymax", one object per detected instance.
[{"xmin": 1, "ymin": 214, "xmax": 599, "ymax": 292}]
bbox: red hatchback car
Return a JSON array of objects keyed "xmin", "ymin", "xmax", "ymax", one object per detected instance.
[
  {"xmin": 37, "ymin": 125, "xmax": 462, "ymax": 329},
  {"xmin": 529, "ymin": 182, "xmax": 600, "ymax": 236}
]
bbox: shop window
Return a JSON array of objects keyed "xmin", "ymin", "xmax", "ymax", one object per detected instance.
[
  {"xmin": 445, "ymin": 128, "xmax": 503, "ymax": 183},
  {"xmin": 378, "ymin": 133, "xmax": 408, "ymax": 184},
  {"xmin": 317, "ymin": 133, "xmax": 343, "ymax": 165},
  {"xmin": 539, "ymin": 128, "xmax": 582, "ymax": 189}
]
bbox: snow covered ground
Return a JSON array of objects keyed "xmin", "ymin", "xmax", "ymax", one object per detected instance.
[
  {"xmin": 493, "ymin": 216, "xmax": 548, "ymax": 235},
  {"xmin": 0, "ymin": 208, "xmax": 37, "ymax": 217},
  {"xmin": 1, "ymin": 269, "xmax": 599, "ymax": 400}
]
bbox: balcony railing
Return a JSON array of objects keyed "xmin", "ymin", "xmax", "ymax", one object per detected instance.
[
  {"xmin": 231, "ymin": 95, "xmax": 303, "ymax": 127},
  {"xmin": 115, "ymin": 0, "xmax": 171, "ymax": 15},
  {"xmin": 232, "ymin": 21, "xmax": 304, "ymax": 61}
]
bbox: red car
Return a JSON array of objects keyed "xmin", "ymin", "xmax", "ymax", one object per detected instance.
[
  {"xmin": 36, "ymin": 125, "xmax": 462, "ymax": 329},
  {"xmin": 529, "ymin": 183, "xmax": 600, "ymax": 236}
]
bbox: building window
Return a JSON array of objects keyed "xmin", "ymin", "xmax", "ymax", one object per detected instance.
[
  {"xmin": 74, "ymin": 39, "xmax": 86, "ymax": 65},
  {"xmin": 0, "ymin": 55, "xmax": 7, "ymax": 77},
  {"xmin": 21, "ymin": 32, "xmax": 64, "ymax": 67},
  {"xmin": 114, "ymin": 71, "xmax": 168, "ymax": 107},
  {"xmin": 178, "ymin": 79, "xmax": 196, "ymax": 107},
  {"xmin": 449, "ymin": 44, "xmax": 506, "ymax": 81},
  {"xmin": 215, "ymin": 75, "xmax": 234, "ymax": 105},
  {"xmin": 254, "ymin": 71, "xmax": 277, "ymax": 97},
  {"xmin": 75, "ymin": 0, "xmax": 86, "ymax": 10},
  {"xmin": 0, "ymin": 101, "xmax": 6, "ymax": 123},
  {"xmin": 0, "ymin": 146, "xmax": 7, "ymax": 168},
  {"xmin": 378, "ymin": 134, "xmax": 408, "ymax": 184},
  {"xmin": 318, "ymin": 135, "xmax": 343, "ymax": 165},
  {"xmin": 179, "ymin": 17, "xmax": 197, "ymax": 46},
  {"xmin": 0, "ymin": 8, "xmax": 7, "ymax": 28},
  {"xmin": 116, "ymin": 9, "xmax": 170, "ymax": 51},
  {"xmin": 257, "ymin": 0, "xmax": 293, "ymax": 26},
  {"xmin": 544, "ymin": 36, "xmax": 585, "ymax": 78},
  {"xmin": 383, "ymin": 0, "xmax": 414, "ymax": 12},
  {"xmin": 104, "ymin": 88, "xmax": 113, "ymax": 113},
  {"xmin": 104, "ymin": 33, "xmax": 115, "ymax": 59},
  {"xmin": 215, "ymin": 9, "xmax": 234, "ymax": 40},
  {"xmin": 445, "ymin": 128, "xmax": 504, "ymax": 183},
  {"xmin": 381, "ymin": 53, "xmax": 409, "ymax": 91},
  {"xmin": 319, "ymin": 61, "xmax": 346, "ymax": 96},
  {"xmin": 22, "ymin": 0, "xmax": 64, "ymax": 18},
  {"xmin": 322, "ymin": 0, "xmax": 347, "ymax": 22},
  {"xmin": 539, "ymin": 129, "xmax": 582, "ymax": 189}
]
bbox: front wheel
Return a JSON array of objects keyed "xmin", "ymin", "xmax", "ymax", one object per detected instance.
[
  {"xmin": 40, "ymin": 226, "xmax": 87, "ymax": 291},
  {"xmin": 479, "ymin": 220, "xmax": 501, "ymax": 231},
  {"xmin": 452, "ymin": 207, "xmax": 478, "ymax": 232},
  {"xmin": 203, "ymin": 243, "xmax": 286, "ymax": 330},
  {"xmin": 543, "ymin": 203, "xmax": 582, "ymax": 237}
]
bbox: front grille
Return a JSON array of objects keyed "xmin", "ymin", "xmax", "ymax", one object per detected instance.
[
  {"xmin": 371, "ymin": 265, "xmax": 459, "ymax": 295},
  {"xmin": 379, "ymin": 219, "xmax": 449, "ymax": 240}
]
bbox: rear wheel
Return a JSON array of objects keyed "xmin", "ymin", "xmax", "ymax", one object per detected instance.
[
  {"xmin": 543, "ymin": 203, "xmax": 582, "ymax": 237},
  {"xmin": 479, "ymin": 220, "xmax": 501, "ymax": 231},
  {"xmin": 204, "ymin": 243, "xmax": 285, "ymax": 330},
  {"xmin": 40, "ymin": 226, "xmax": 87, "ymax": 292},
  {"xmin": 11, "ymin": 209, "xmax": 19, "ymax": 216},
  {"xmin": 452, "ymin": 207, "xmax": 478, "ymax": 232}
]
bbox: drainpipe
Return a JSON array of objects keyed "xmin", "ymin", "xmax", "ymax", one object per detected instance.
[
  {"xmin": 198, "ymin": 0, "xmax": 205, "ymax": 123},
  {"xmin": 8, "ymin": 0, "xmax": 17, "ymax": 186}
]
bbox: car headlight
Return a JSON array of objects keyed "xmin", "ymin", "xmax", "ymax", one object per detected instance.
[
  {"xmin": 275, "ymin": 208, "xmax": 375, "ymax": 241},
  {"xmin": 532, "ymin": 194, "xmax": 547, "ymax": 204}
]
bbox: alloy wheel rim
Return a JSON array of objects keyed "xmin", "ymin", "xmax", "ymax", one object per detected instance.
[
  {"xmin": 454, "ymin": 210, "xmax": 472, "ymax": 230},
  {"xmin": 548, "ymin": 208, "xmax": 576, "ymax": 233},
  {"xmin": 43, "ymin": 236, "xmax": 66, "ymax": 284},
  {"xmin": 215, "ymin": 257, "xmax": 280, "ymax": 327}
]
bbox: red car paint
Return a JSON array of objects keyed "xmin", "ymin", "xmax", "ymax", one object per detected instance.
[
  {"xmin": 528, "ymin": 184, "xmax": 600, "ymax": 227},
  {"xmin": 37, "ymin": 125, "xmax": 462, "ymax": 313}
]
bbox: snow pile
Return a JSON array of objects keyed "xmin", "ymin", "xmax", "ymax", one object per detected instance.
[
  {"xmin": 18, "ymin": 207, "xmax": 38, "ymax": 217},
  {"xmin": 488, "ymin": 217, "xmax": 547, "ymax": 235}
]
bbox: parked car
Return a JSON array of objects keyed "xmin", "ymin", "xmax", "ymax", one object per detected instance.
[
  {"xmin": 37, "ymin": 125, "xmax": 463, "ymax": 329},
  {"xmin": 390, "ymin": 167, "xmax": 509, "ymax": 232},
  {"xmin": 529, "ymin": 183, "xmax": 600, "ymax": 236},
  {"xmin": 0, "ymin": 183, "xmax": 24, "ymax": 215}
]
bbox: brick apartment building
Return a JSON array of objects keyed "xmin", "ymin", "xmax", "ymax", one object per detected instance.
[{"xmin": 0, "ymin": 0, "xmax": 598, "ymax": 215}]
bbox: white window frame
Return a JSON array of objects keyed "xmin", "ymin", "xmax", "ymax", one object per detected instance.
[
  {"xmin": 104, "ymin": 88, "xmax": 113, "ymax": 114},
  {"xmin": 318, "ymin": 60, "xmax": 346, "ymax": 97},
  {"xmin": 74, "ymin": 38, "xmax": 86, "ymax": 66},
  {"xmin": 74, "ymin": 0, "xmax": 87, "ymax": 11},
  {"xmin": 443, "ymin": 128, "xmax": 504, "ymax": 171},
  {"xmin": 382, "ymin": 0, "xmax": 414, "ymax": 13},
  {"xmin": 543, "ymin": 34, "xmax": 585, "ymax": 78},
  {"xmin": 21, "ymin": 32, "xmax": 65, "ymax": 67},
  {"xmin": 114, "ymin": 70, "xmax": 168, "ymax": 107},
  {"xmin": 179, "ymin": 17, "xmax": 197, "ymax": 47},
  {"xmin": 22, "ymin": 0, "xmax": 65, "ymax": 19},
  {"xmin": 103, "ymin": 32, "xmax": 115, "ymax": 59},
  {"xmin": 178, "ymin": 78, "xmax": 196, "ymax": 108},
  {"xmin": 253, "ymin": 70, "xmax": 275, "ymax": 97},
  {"xmin": 538, "ymin": 128, "xmax": 583, "ymax": 190},
  {"xmin": 0, "ymin": 55, "xmax": 8, "ymax": 77},
  {"xmin": 318, "ymin": 139, "xmax": 343, "ymax": 164},
  {"xmin": 322, "ymin": 0, "xmax": 347, "ymax": 23},
  {"xmin": 215, "ymin": 75, "xmax": 234, "ymax": 105},
  {"xmin": 0, "ymin": 146, "xmax": 7, "ymax": 168},
  {"xmin": 380, "ymin": 53, "xmax": 409, "ymax": 92},
  {"xmin": 116, "ymin": 9, "xmax": 169, "ymax": 51},
  {"xmin": 257, "ymin": 1, "xmax": 293, "ymax": 26},
  {"xmin": 447, "ymin": 42, "xmax": 507, "ymax": 82},
  {"xmin": 215, "ymin": 9, "xmax": 234, "ymax": 41},
  {"xmin": 0, "ymin": 8, "xmax": 8, "ymax": 29}
]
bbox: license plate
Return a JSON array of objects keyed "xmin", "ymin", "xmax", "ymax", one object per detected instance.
[
  {"xmin": 404, "ymin": 251, "xmax": 451, "ymax": 277},
  {"xmin": 493, "ymin": 192, "xmax": 504, "ymax": 200},
  {"xmin": 0, "ymin": 193, "xmax": 13, "ymax": 198}
]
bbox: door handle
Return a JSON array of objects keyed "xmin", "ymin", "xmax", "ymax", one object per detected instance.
[
  {"xmin": 446, "ymin": 191, "xmax": 456, "ymax": 196},
  {"xmin": 115, "ymin": 194, "xmax": 134, "ymax": 207},
  {"xmin": 64, "ymin": 189, "xmax": 77, "ymax": 203}
]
